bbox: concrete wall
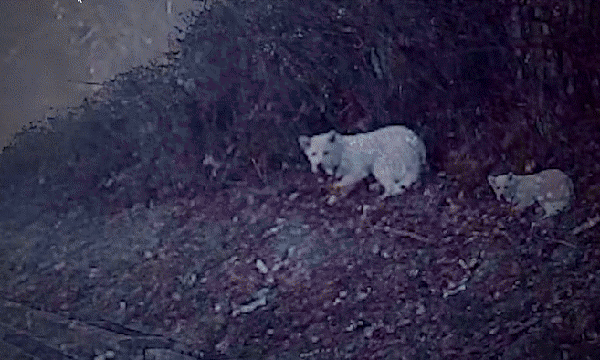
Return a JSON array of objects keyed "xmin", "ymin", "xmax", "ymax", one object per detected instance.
[{"xmin": 0, "ymin": 0, "xmax": 202, "ymax": 152}]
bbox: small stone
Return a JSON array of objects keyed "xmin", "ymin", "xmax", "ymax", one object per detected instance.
[{"xmin": 256, "ymin": 259, "xmax": 269, "ymax": 274}]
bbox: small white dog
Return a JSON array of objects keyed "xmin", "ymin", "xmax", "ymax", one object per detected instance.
[
  {"xmin": 488, "ymin": 169, "xmax": 574, "ymax": 218},
  {"xmin": 298, "ymin": 125, "xmax": 426, "ymax": 198}
]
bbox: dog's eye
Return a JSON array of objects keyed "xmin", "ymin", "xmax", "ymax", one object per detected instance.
[
  {"xmin": 311, "ymin": 152, "xmax": 317, "ymax": 156},
  {"xmin": 323, "ymin": 151, "xmax": 329, "ymax": 155}
]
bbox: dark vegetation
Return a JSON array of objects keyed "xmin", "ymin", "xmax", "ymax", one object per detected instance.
[{"xmin": 0, "ymin": 0, "xmax": 599, "ymax": 359}]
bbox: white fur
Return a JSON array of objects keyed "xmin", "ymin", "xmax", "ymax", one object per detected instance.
[
  {"xmin": 488, "ymin": 169, "xmax": 574, "ymax": 218},
  {"xmin": 298, "ymin": 126, "xmax": 426, "ymax": 198}
]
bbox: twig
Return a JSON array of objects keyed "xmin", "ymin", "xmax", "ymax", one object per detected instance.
[
  {"xmin": 572, "ymin": 215, "xmax": 600, "ymax": 235},
  {"xmin": 251, "ymin": 157, "xmax": 267, "ymax": 184},
  {"xmin": 374, "ymin": 225, "xmax": 432, "ymax": 244},
  {"xmin": 552, "ymin": 239, "xmax": 577, "ymax": 248}
]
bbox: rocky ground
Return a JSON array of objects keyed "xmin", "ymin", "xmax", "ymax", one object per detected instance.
[
  {"xmin": 0, "ymin": 0, "xmax": 599, "ymax": 359},
  {"xmin": 1, "ymin": 166, "xmax": 599, "ymax": 359}
]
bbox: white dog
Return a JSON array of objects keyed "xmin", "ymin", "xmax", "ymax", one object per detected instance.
[
  {"xmin": 488, "ymin": 169, "xmax": 574, "ymax": 218},
  {"xmin": 298, "ymin": 125, "xmax": 426, "ymax": 198}
]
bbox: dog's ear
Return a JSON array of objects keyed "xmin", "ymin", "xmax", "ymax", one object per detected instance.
[
  {"xmin": 298, "ymin": 135, "xmax": 311, "ymax": 150},
  {"xmin": 327, "ymin": 130, "xmax": 339, "ymax": 143}
]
